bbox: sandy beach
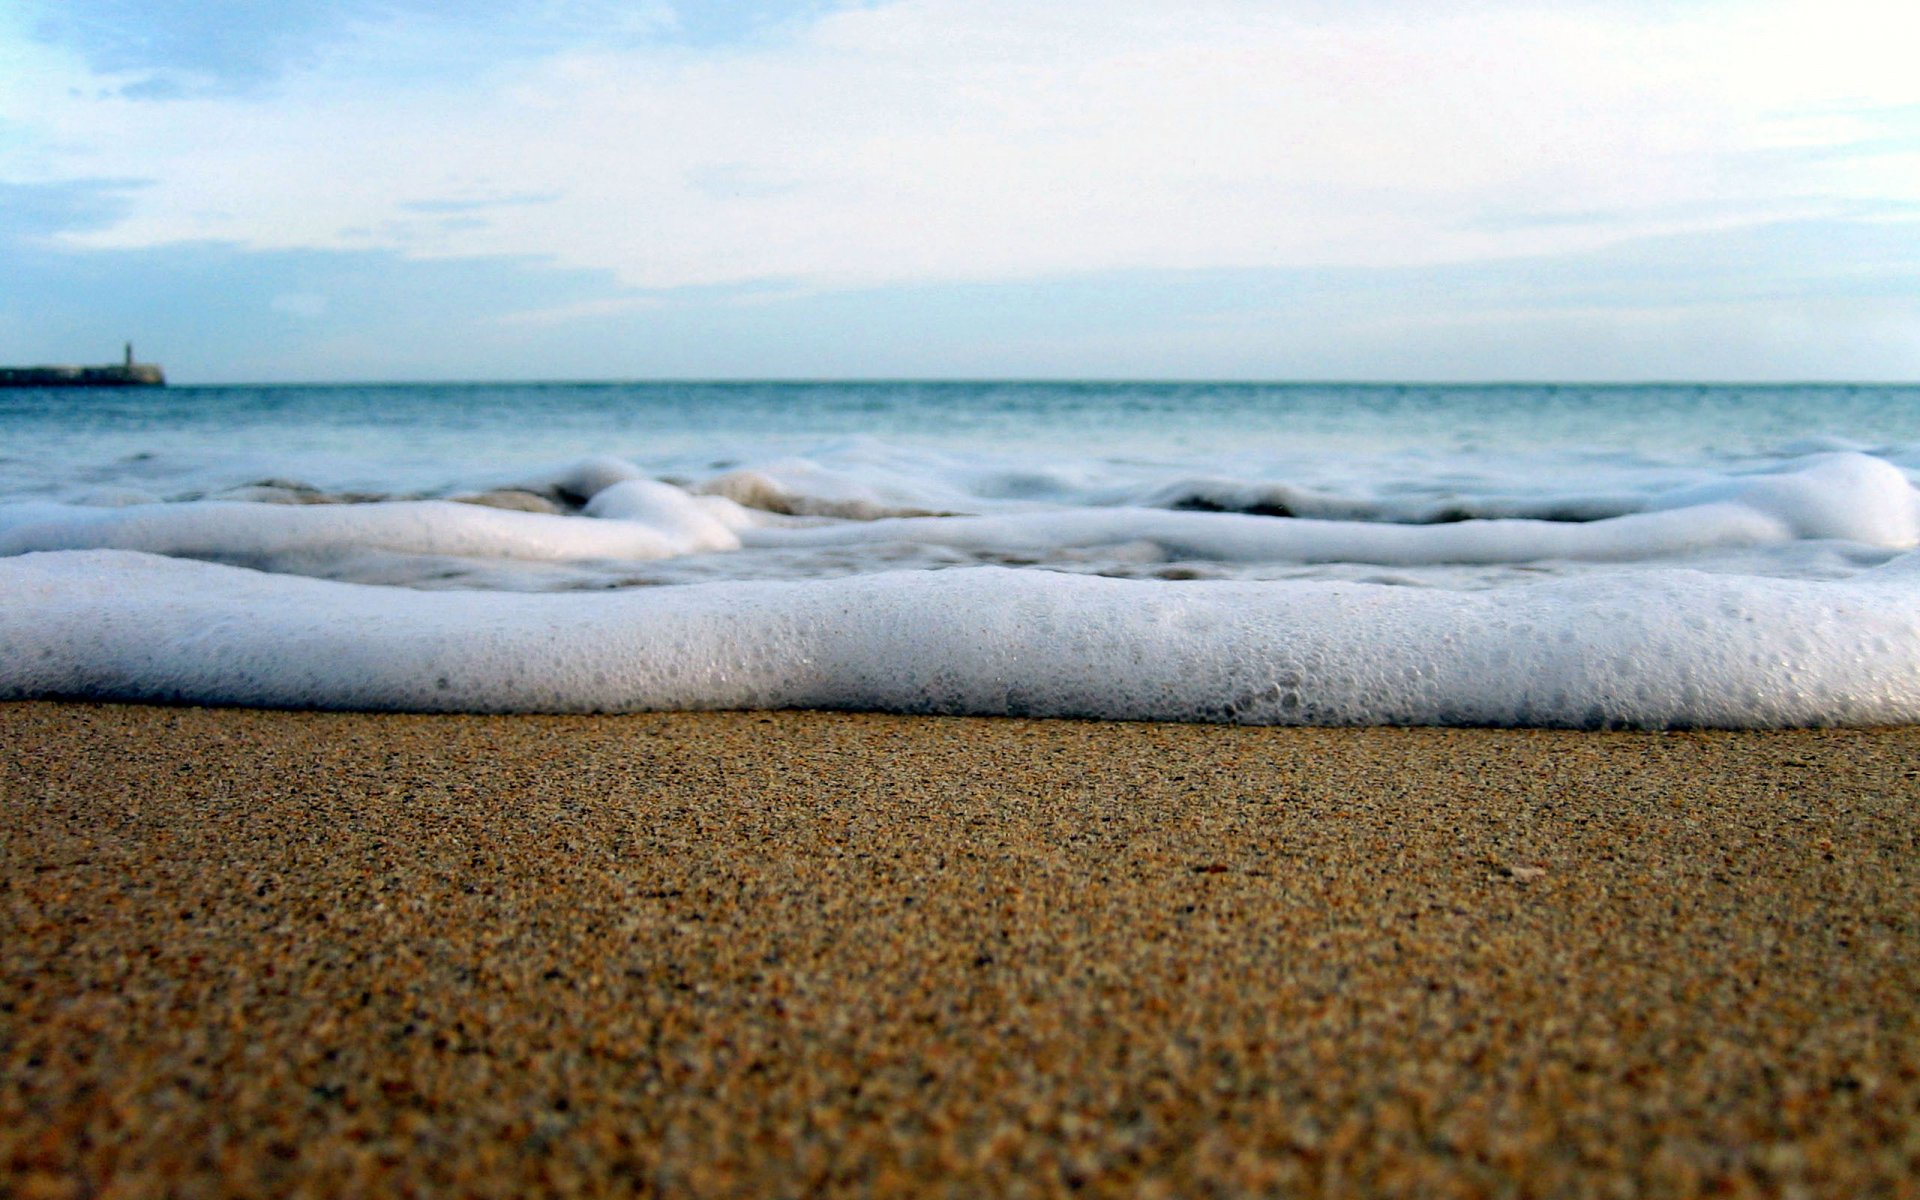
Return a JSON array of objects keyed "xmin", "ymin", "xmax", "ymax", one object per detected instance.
[{"xmin": 3, "ymin": 700, "xmax": 1917, "ymax": 1196}]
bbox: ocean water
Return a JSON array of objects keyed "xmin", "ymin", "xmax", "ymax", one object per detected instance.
[{"xmin": 4, "ymin": 380, "xmax": 1920, "ymax": 726}]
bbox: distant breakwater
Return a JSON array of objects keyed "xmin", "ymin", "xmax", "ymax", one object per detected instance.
[{"xmin": 0, "ymin": 362, "xmax": 165, "ymax": 387}]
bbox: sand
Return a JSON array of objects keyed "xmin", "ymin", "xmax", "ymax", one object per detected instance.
[{"xmin": 3, "ymin": 701, "xmax": 1918, "ymax": 1197}]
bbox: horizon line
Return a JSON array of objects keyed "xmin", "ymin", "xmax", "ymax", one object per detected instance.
[{"xmin": 150, "ymin": 375, "xmax": 1920, "ymax": 389}]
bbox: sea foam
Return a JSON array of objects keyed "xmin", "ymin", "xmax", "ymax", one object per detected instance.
[
  {"xmin": 2, "ymin": 452, "xmax": 1912, "ymax": 575},
  {"xmin": 746, "ymin": 452, "xmax": 1920, "ymax": 564},
  {"xmin": 0, "ymin": 495, "xmax": 703, "ymax": 563},
  {"xmin": 4, "ymin": 549, "xmax": 1919, "ymax": 727},
  {"xmin": 2, "ymin": 450, "xmax": 1918, "ymax": 726}
]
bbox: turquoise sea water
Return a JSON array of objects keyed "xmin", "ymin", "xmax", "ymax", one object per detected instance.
[
  {"xmin": 5, "ymin": 381, "xmax": 1920, "ymax": 504},
  {"xmin": 5, "ymin": 380, "xmax": 1920, "ymax": 588}
]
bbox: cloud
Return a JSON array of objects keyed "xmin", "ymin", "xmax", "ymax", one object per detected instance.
[
  {"xmin": 17, "ymin": 0, "xmax": 684, "ymax": 94},
  {"xmin": 11, "ymin": 0, "xmax": 1917, "ymax": 298},
  {"xmin": 5, "ymin": 215, "xmax": 1916, "ymax": 382},
  {"xmin": 0, "ymin": 178, "xmax": 146, "ymax": 239},
  {"xmin": 25, "ymin": 0, "xmax": 355, "ymax": 91},
  {"xmin": 0, "ymin": 237, "xmax": 637, "ymax": 381},
  {"xmin": 3, "ymin": 0, "xmax": 1917, "ymax": 380},
  {"xmin": 397, "ymin": 193, "xmax": 559, "ymax": 215},
  {"xmin": 492, "ymin": 294, "xmax": 663, "ymax": 327}
]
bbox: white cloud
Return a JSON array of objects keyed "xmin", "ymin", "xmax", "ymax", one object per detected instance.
[{"xmin": 8, "ymin": 0, "xmax": 1920, "ymax": 292}]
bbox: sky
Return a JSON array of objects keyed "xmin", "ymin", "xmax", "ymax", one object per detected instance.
[{"xmin": 2, "ymin": 0, "xmax": 1919, "ymax": 382}]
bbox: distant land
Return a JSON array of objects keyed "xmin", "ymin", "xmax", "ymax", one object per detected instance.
[{"xmin": 0, "ymin": 344, "xmax": 165, "ymax": 387}]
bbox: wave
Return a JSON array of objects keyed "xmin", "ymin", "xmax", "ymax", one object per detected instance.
[
  {"xmin": 3, "ymin": 451, "xmax": 1918, "ymax": 725},
  {"xmin": 2, "ymin": 452, "xmax": 1912, "ymax": 581}
]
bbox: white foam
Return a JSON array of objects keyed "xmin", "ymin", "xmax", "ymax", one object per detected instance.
[
  {"xmin": 744, "ymin": 454, "xmax": 1920, "ymax": 566},
  {"xmin": 1645, "ymin": 452, "xmax": 1920, "ymax": 544},
  {"xmin": 5, "ymin": 549, "xmax": 1919, "ymax": 727},
  {"xmin": 2, "ymin": 452, "xmax": 1915, "ymax": 595},
  {"xmin": 745, "ymin": 503, "xmax": 1794, "ymax": 564},
  {"xmin": 0, "ymin": 498, "xmax": 689, "ymax": 563},
  {"xmin": 699, "ymin": 459, "xmax": 961, "ymax": 519},
  {"xmin": 582, "ymin": 480, "xmax": 752, "ymax": 552}
]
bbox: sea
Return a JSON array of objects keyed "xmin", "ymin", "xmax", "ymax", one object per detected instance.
[{"xmin": 4, "ymin": 380, "xmax": 1919, "ymax": 727}]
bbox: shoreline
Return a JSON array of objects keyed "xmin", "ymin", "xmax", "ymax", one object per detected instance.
[{"xmin": 5, "ymin": 702, "xmax": 1918, "ymax": 1194}]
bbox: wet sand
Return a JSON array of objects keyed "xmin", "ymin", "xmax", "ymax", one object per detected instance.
[{"xmin": 3, "ymin": 701, "xmax": 1918, "ymax": 1196}]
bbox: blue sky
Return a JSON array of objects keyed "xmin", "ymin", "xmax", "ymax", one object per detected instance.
[{"xmin": 3, "ymin": 0, "xmax": 1918, "ymax": 382}]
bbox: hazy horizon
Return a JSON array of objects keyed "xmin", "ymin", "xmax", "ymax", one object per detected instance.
[{"xmin": 22, "ymin": 374, "xmax": 1920, "ymax": 388}]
